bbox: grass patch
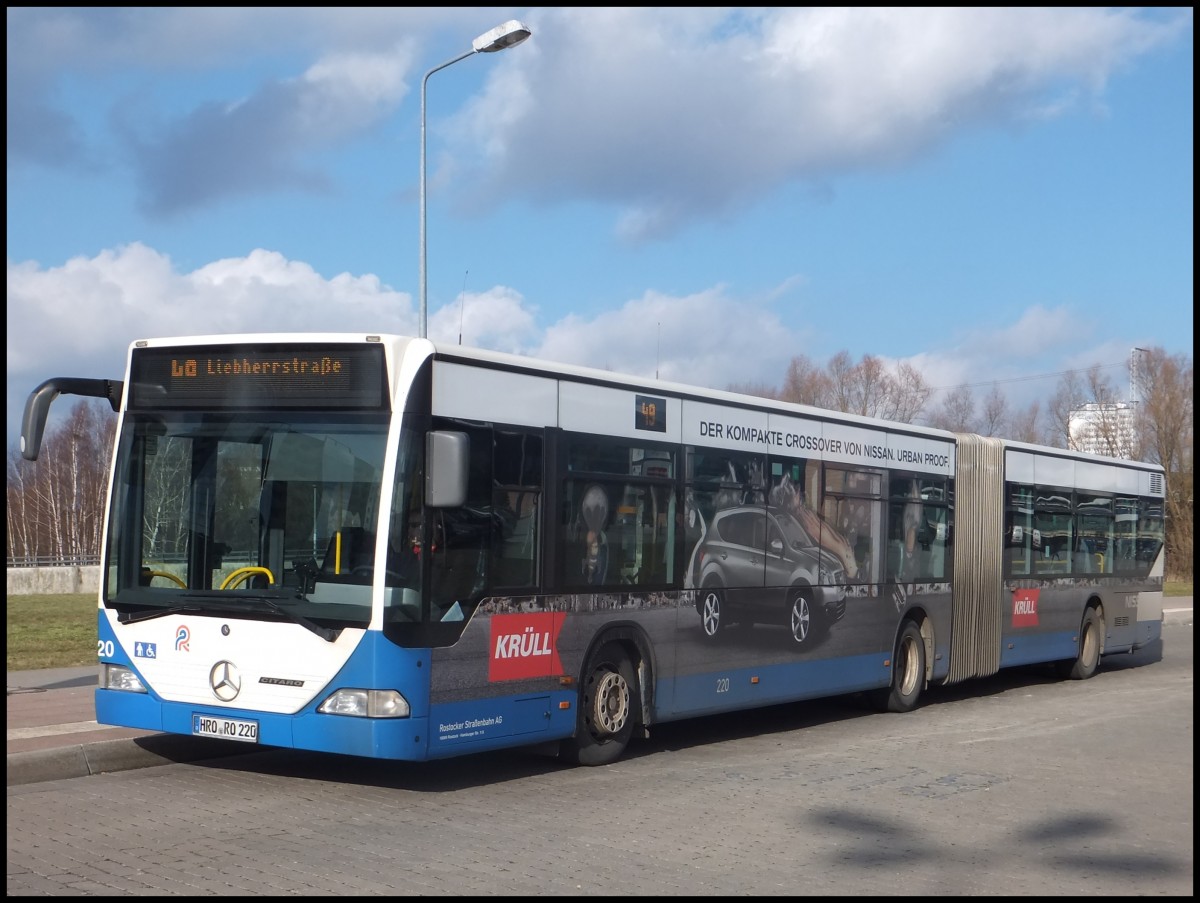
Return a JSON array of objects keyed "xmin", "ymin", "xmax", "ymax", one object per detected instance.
[{"xmin": 6, "ymin": 594, "xmax": 98, "ymax": 671}]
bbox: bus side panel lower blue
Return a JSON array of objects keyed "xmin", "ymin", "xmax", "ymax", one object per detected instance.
[
  {"xmin": 998, "ymin": 629, "xmax": 1077, "ymax": 668},
  {"xmin": 424, "ymin": 693, "xmax": 577, "ymax": 759},
  {"xmin": 662, "ymin": 652, "xmax": 887, "ymax": 721}
]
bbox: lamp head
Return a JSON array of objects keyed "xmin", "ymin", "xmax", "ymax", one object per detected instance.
[{"xmin": 473, "ymin": 19, "xmax": 532, "ymax": 53}]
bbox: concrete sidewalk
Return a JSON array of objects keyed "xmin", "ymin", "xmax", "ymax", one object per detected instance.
[
  {"xmin": 8, "ymin": 601, "xmax": 1193, "ymax": 787},
  {"xmin": 6, "ymin": 666, "xmax": 261, "ymax": 786}
]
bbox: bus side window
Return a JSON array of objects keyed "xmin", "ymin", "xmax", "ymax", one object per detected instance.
[{"xmin": 491, "ymin": 429, "xmax": 543, "ymax": 589}]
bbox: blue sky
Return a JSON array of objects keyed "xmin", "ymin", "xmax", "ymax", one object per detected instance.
[{"xmin": 6, "ymin": 8, "xmax": 1194, "ymax": 446}]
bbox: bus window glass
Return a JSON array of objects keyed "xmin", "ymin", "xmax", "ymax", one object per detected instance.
[
  {"xmin": 1112, "ymin": 496, "xmax": 1139, "ymax": 574},
  {"xmin": 1033, "ymin": 490, "xmax": 1072, "ymax": 575},
  {"xmin": 610, "ymin": 483, "xmax": 676, "ymax": 585},
  {"xmin": 491, "ymin": 429, "xmax": 542, "ymax": 589},
  {"xmin": 569, "ymin": 439, "xmax": 634, "ymax": 475},
  {"xmin": 684, "ymin": 448, "xmax": 765, "ymax": 570},
  {"xmin": 428, "ymin": 422, "xmax": 493, "ymax": 620},
  {"xmin": 887, "ymin": 476, "xmax": 949, "ymax": 582},
  {"xmin": 1137, "ymin": 499, "xmax": 1165, "ymax": 570},
  {"xmin": 1075, "ymin": 493, "xmax": 1113, "ymax": 574},
  {"xmin": 384, "ymin": 423, "xmax": 425, "ymax": 624},
  {"xmin": 104, "ymin": 411, "xmax": 388, "ymax": 628},
  {"xmin": 564, "ymin": 439, "xmax": 677, "ymax": 588},
  {"xmin": 822, "ymin": 467, "xmax": 884, "ymax": 585},
  {"xmin": 1005, "ymin": 484, "xmax": 1035, "ymax": 576}
]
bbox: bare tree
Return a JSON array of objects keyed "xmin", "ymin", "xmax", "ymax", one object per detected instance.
[
  {"xmin": 1008, "ymin": 400, "xmax": 1043, "ymax": 444},
  {"xmin": 1133, "ymin": 347, "xmax": 1194, "ymax": 580},
  {"xmin": 979, "ymin": 385, "xmax": 1009, "ymax": 438},
  {"xmin": 927, "ymin": 385, "xmax": 976, "ymax": 433},
  {"xmin": 1046, "ymin": 370, "xmax": 1087, "ymax": 449},
  {"xmin": 824, "ymin": 352, "xmax": 929, "ymax": 423},
  {"xmin": 887, "ymin": 362, "xmax": 933, "ymax": 423},
  {"xmin": 779, "ymin": 355, "xmax": 834, "ymax": 408},
  {"xmin": 6, "ymin": 400, "xmax": 114, "ymax": 564},
  {"xmin": 826, "ymin": 351, "xmax": 857, "ymax": 414},
  {"xmin": 6, "ymin": 450, "xmax": 36, "ymax": 562}
]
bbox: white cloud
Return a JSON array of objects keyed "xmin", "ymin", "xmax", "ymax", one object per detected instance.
[{"xmin": 460, "ymin": 7, "xmax": 1189, "ymax": 242}]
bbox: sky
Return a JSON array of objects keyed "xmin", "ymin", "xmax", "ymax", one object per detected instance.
[{"xmin": 6, "ymin": 7, "xmax": 1195, "ymax": 448}]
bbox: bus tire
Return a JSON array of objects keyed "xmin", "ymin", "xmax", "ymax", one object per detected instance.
[
  {"xmin": 869, "ymin": 620, "xmax": 925, "ymax": 713},
  {"xmin": 559, "ymin": 642, "xmax": 637, "ymax": 766},
  {"xmin": 1055, "ymin": 606, "xmax": 1103, "ymax": 680}
]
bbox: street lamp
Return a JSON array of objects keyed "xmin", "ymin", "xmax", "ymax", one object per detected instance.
[{"xmin": 419, "ymin": 19, "xmax": 532, "ymax": 339}]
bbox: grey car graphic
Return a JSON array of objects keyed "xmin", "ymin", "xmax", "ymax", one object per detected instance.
[{"xmin": 686, "ymin": 505, "xmax": 847, "ymax": 646}]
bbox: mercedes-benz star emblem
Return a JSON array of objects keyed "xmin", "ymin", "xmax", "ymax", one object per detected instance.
[{"xmin": 209, "ymin": 660, "xmax": 241, "ymax": 702}]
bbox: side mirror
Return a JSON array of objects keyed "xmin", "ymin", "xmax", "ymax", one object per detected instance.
[
  {"xmin": 21, "ymin": 377, "xmax": 122, "ymax": 461},
  {"xmin": 426, "ymin": 431, "xmax": 468, "ymax": 507}
]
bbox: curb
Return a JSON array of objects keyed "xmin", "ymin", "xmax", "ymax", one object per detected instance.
[{"xmin": 6, "ymin": 733, "xmax": 258, "ymax": 787}]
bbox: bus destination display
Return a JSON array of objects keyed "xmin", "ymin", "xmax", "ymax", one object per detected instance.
[{"xmin": 129, "ymin": 344, "xmax": 387, "ymax": 409}]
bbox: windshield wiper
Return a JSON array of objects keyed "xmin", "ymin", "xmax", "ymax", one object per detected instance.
[
  {"xmin": 119, "ymin": 603, "xmax": 205, "ymax": 625},
  {"xmin": 239, "ymin": 594, "xmax": 341, "ymax": 642}
]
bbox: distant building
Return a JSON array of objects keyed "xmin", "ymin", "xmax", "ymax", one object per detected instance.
[{"xmin": 1068, "ymin": 402, "xmax": 1137, "ymax": 458}]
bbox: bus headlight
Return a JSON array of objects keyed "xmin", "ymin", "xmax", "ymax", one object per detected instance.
[
  {"xmin": 317, "ymin": 689, "xmax": 410, "ymax": 718},
  {"xmin": 102, "ymin": 663, "xmax": 148, "ymax": 693}
]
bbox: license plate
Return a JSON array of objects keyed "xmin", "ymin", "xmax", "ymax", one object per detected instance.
[{"xmin": 192, "ymin": 713, "xmax": 259, "ymax": 743}]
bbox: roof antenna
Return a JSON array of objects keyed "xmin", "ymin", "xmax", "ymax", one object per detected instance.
[
  {"xmin": 656, "ymin": 321, "xmax": 660, "ymax": 379},
  {"xmin": 458, "ymin": 270, "xmax": 468, "ymax": 345}
]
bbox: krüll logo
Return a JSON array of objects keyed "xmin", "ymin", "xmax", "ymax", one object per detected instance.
[
  {"xmin": 209, "ymin": 660, "xmax": 242, "ymax": 702},
  {"xmin": 1012, "ymin": 588, "xmax": 1040, "ymax": 628},
  {"xmin": 487, "ymin": 612, "xmax": 565, "ymax": 682}
]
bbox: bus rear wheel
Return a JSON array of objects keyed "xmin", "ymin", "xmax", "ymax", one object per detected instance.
[
  {"xmin": 559, "ymin": 642, "xmax": 637, "ymax": 766},
  {"xmin": 869, "ymin": 620, "xmax": 925, "ymax": 713},
  {"xmin": 1055, "ymin": 607, "xmax": 1103, "ymax": 680}
]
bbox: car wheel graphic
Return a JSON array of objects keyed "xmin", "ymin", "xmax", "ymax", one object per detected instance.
[
  {"xmin": 789, "ymin": 590, "xmax": 815, "ymax": 646},
  {"xmin": 700, "ymin": 581, "xmax": 725, "ymax": 638}
]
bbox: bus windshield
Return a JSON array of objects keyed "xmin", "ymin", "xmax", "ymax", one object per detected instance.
[{"xmin": 103, "ymin": 410, "xmax": 394, "ymax": 629}]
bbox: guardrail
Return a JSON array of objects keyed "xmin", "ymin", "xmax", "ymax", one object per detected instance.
[{"xmin": 7, "ymin": 556, "xmax": 102, "ymax": 568}]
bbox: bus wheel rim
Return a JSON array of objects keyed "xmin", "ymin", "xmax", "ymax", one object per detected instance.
[{"xmin": 592, "ymin": 671, "xmax": 630, "ymax": 734}]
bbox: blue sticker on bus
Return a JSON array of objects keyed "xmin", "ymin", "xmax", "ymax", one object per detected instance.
[{"xmin": 133, "ymin": 641, "xmax": 157, "ymax": 659}]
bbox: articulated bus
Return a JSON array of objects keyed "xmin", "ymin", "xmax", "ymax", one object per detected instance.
[{"xmin": 20, "ymin": 333, "xmax": 1167, "ymax": 766}]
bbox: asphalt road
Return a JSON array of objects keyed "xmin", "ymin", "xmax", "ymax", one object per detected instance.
[{"xmin": 6, "ymin": 618, "xmax": 1192, "ymax": 896}]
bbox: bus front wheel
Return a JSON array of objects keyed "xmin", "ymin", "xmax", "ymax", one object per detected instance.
[
  {"xmin": 559, "ymin": 642, "xmax": 637, "ymax": 767},
  {"xmin": 1055, "ymin": 606, "xmax": 1103, "ymax": 680}
]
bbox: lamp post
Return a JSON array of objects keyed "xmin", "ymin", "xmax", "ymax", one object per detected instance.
[{"xmin": 419, "ymin": 19, "xmax": 532, "ymax": 339}]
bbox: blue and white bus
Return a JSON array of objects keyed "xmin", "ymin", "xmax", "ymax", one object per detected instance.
[{"xmin": 21, "ymin": 333, "xmax": 1167, "ymax": 765}]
